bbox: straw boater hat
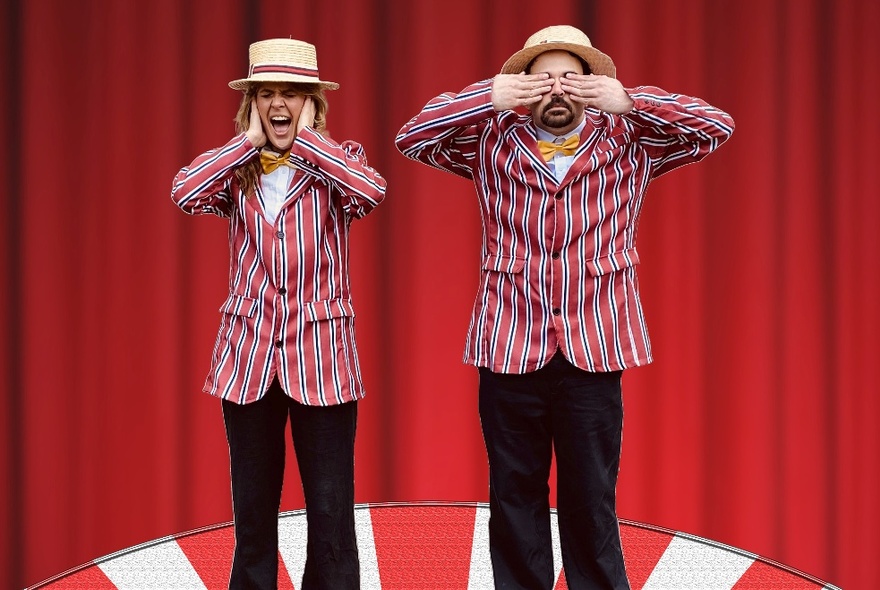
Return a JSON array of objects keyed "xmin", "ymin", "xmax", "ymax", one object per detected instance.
[
  {"xmin": 229, "ymin": 38, "xmax": 339, "ymax": 91},
  {"xmin": 500, "ymin": 25, "xmax": 616, "ymax": 78}
]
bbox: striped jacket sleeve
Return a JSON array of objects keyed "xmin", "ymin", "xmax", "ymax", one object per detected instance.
[
  {"xmin": 291, "ymin": 127, "xmax": 387, "ymax": 218},
  {"xmin": 171, "ymin": 133, "xmax": 256, "ymax": 217},
  {"xmin": 621, "ymin": 86, "xmax": 735, "ymax": 177},
  {"xmin": 394, "ymin": 79, "xmax": 498, "ymax": 179}
]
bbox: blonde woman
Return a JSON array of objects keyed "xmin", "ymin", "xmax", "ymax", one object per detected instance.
[{"xmin": 172, "ymin": 38, "xmax": 385, "ymax": 590}]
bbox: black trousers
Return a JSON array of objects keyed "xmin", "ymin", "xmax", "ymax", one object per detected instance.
[
  {"xmin": 478, "ymin": 352, "xmax": 630, "ymax": 590},
  {"xmin": 222, "ymin": 379, "xmax": 359, "ymax": 590}
]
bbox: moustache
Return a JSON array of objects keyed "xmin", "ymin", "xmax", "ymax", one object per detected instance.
[{"xmin": 544, "ymin": 96, "xmax": 572, "ymax": 112}]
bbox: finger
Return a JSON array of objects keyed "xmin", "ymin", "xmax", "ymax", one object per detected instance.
[
  {"xmin": 298, "ymin": 97, "xmax": 316, "ymax": 131},
  {"xmin": 517, "ymin": 72, "xmax": 551, "ymax": 83},
  {"xmin": 249, "ymin": 100, "xmax": 261, "ymax": 126},
  {"xmin": 521, "ymin": 82, "xmax": 552, "ymax": 98},
  {"xmin": 561, "ymin": 80, "xmax": 597, "ymax": 97},
  {"xmin": 561, "ymin": 73, "xmax": 590, "ymax": 86},
  {"xmin": 524, "ymin": 74, "xmax": 552, "ymax": 86},
  {"xmin": 560, "ymin": 81, "xmax": 584, "ymax": 95},
  {"xmin": 521, "ymin": 88, "xmax": 546, "ymax": 102},
  {"xmin": 528, "ymin": 80, "xmax": 553, "ymax": 93}
]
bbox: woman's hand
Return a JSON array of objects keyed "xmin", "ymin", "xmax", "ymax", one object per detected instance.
[
  {"xmin": 245, "ymin": 100, "xmax": 266, "ymax": 148},
  {"xmin": 297, "ymin": 96, "xmax": 316, "ymax": 134}
]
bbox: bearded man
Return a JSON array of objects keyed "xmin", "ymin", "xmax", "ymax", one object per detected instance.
[{"xmin": 396, "ymin": 25, "xmax": 734, "ymax": 590}]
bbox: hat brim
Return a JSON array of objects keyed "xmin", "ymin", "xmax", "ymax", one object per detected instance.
[
  {"xmin": 228, "ymin": 73, "xmax": 340, "ymax": 91},
  {"xmin": 500, "ymin": 43, "xmax": 616, "ymax": 78}
]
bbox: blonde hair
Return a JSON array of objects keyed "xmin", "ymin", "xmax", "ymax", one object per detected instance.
[{"xmin": 233, "ymin": 83, "xmax": 330, "ymax": 197}]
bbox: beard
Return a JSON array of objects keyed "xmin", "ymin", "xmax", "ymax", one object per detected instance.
[{"xmin": 540, "ymin": 96, "xmax": 575, "ymax": 129}]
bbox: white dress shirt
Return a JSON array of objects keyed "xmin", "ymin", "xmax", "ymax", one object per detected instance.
[
  {"xmin": 261, "ymin": 151, "xmax": 294, "ymax": 225},
  {"xmin": 535, "ymin": 118, "xmax": 586, "ymax": 181}
]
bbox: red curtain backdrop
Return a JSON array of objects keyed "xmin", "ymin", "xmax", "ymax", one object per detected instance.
[{"xmin": 2, "ymin": 1, "xmax": 876, "ymax": 588}]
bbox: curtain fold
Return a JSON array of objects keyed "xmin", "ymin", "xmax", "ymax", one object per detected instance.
[{"xmin": 2, "ymin": 1, "xmax": 875, "ymax": 588}]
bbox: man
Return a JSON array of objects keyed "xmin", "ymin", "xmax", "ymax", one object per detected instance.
[
  {"xmin": 395, "ymin": 25, "xmax": 733, "ymax": 589},
  {"xmin": 172, "ymin": 38, "xmax": 385, "ymax": 589}
]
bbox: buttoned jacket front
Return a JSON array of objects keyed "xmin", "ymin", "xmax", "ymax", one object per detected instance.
[
  {"xmin": 396, "ymin": 80, "xmax": 734, "ymax": 374},
  {"xmin": 173, "ymin": 128, "xmax": 386, "ymax": 405}
]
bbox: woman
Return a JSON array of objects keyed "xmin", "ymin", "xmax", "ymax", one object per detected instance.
[{"xmin": 172, "ymin": 38, "xmax": 386, "ymax": 590}]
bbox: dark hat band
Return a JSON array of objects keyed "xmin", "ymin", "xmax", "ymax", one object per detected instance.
[{"xmin": 249, "ymin": 63, "xmax": 320, "ymax": 78}]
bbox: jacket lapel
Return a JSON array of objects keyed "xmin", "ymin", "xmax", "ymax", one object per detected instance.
[
  {"xmin": 278, "ymin": 168, "xmax": 317, "ymax": 214},
  {"xmin": 242, "ymin": 168, "xmax": 319, "ymax": 226},
  {"xmin": 557, "ymin": 113, "xmax": 623, "ymax": 187},
  {"xmin": 558, "ymin": 123, "xmax": 603, "ymax": 187},
  {"xmin": 511, "ymin": 125, "xmax": 557, "ymax": 185},
  {"xmin": 233, "ymin": 178, "xmax": 270, "ymax": 223}
]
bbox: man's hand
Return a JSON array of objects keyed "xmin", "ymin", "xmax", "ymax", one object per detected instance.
[
  {"xmin": 296, "ymin": 96, "xmax": 316, "ymax": 134},
  {"xmin": 245, "ymin": 100, "xmax": 266, "ymax": 148},
  {"xmin": 491, "ymin": 73, "xmax": 552, "ymax": 111},
  {"xmin": 560, "ymin": 74, "xmax": 634, "ymax": 114}
]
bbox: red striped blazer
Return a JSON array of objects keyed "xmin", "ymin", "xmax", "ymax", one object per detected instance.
[
  {"xmin": 172, "ymin": 128, "xmax": 386, "ymax": 405},
  {"xmin": 396, "ymin": 80, "xmax": 734, "ymax": 373}
]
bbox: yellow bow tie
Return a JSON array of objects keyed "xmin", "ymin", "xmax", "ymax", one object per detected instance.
[
  {"xmin": 537, "ymin": 134, "xmax": 579, "ymax": 161},
  {"xmin": 260, "ymin": 150, "xmax": 294, "ymax": 175}
]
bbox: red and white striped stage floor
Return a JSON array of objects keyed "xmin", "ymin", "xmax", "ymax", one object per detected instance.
[{"xmin": 29, "ymin": 503, "xmax": 840, "ymax": 589}]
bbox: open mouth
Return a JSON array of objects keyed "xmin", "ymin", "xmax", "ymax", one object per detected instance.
[{"xmin": 270, "ymin": 115, "xmax": 292, "ymax": 135}]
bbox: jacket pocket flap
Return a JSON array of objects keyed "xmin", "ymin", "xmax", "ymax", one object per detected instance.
[
  {"xmin": 482, "ymin": 254, "xmax": 526, "ymax": 273},
  {"xmin": 585, "ymin": 248, "xmax": 640, "ymax": 277},
  {"xmin": 219, "ymin": 294, "xmax": 257, "ymax": 317},
  {"xmin": 303, "ymin": 299, "xmax": 356, "ymax": 321}
]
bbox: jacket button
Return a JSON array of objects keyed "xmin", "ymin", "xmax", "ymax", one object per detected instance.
[
  {"xmin": 278, "ymin": 287, "xmax": 287, "ymax": 295},
  {"xmin": 551, "ymin": 252, "xmax": 560, "ymax": 260},
  {"xmin": 276, "ymin": 231, "xmax": 284, "ymax": 239},
  {"xmin": 275, "ymin": 340, "xmax": 283, "ymax": 348},
  {"xmin": 552, "ymin": 308, "xmax": 561, "ymax": 316}
]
